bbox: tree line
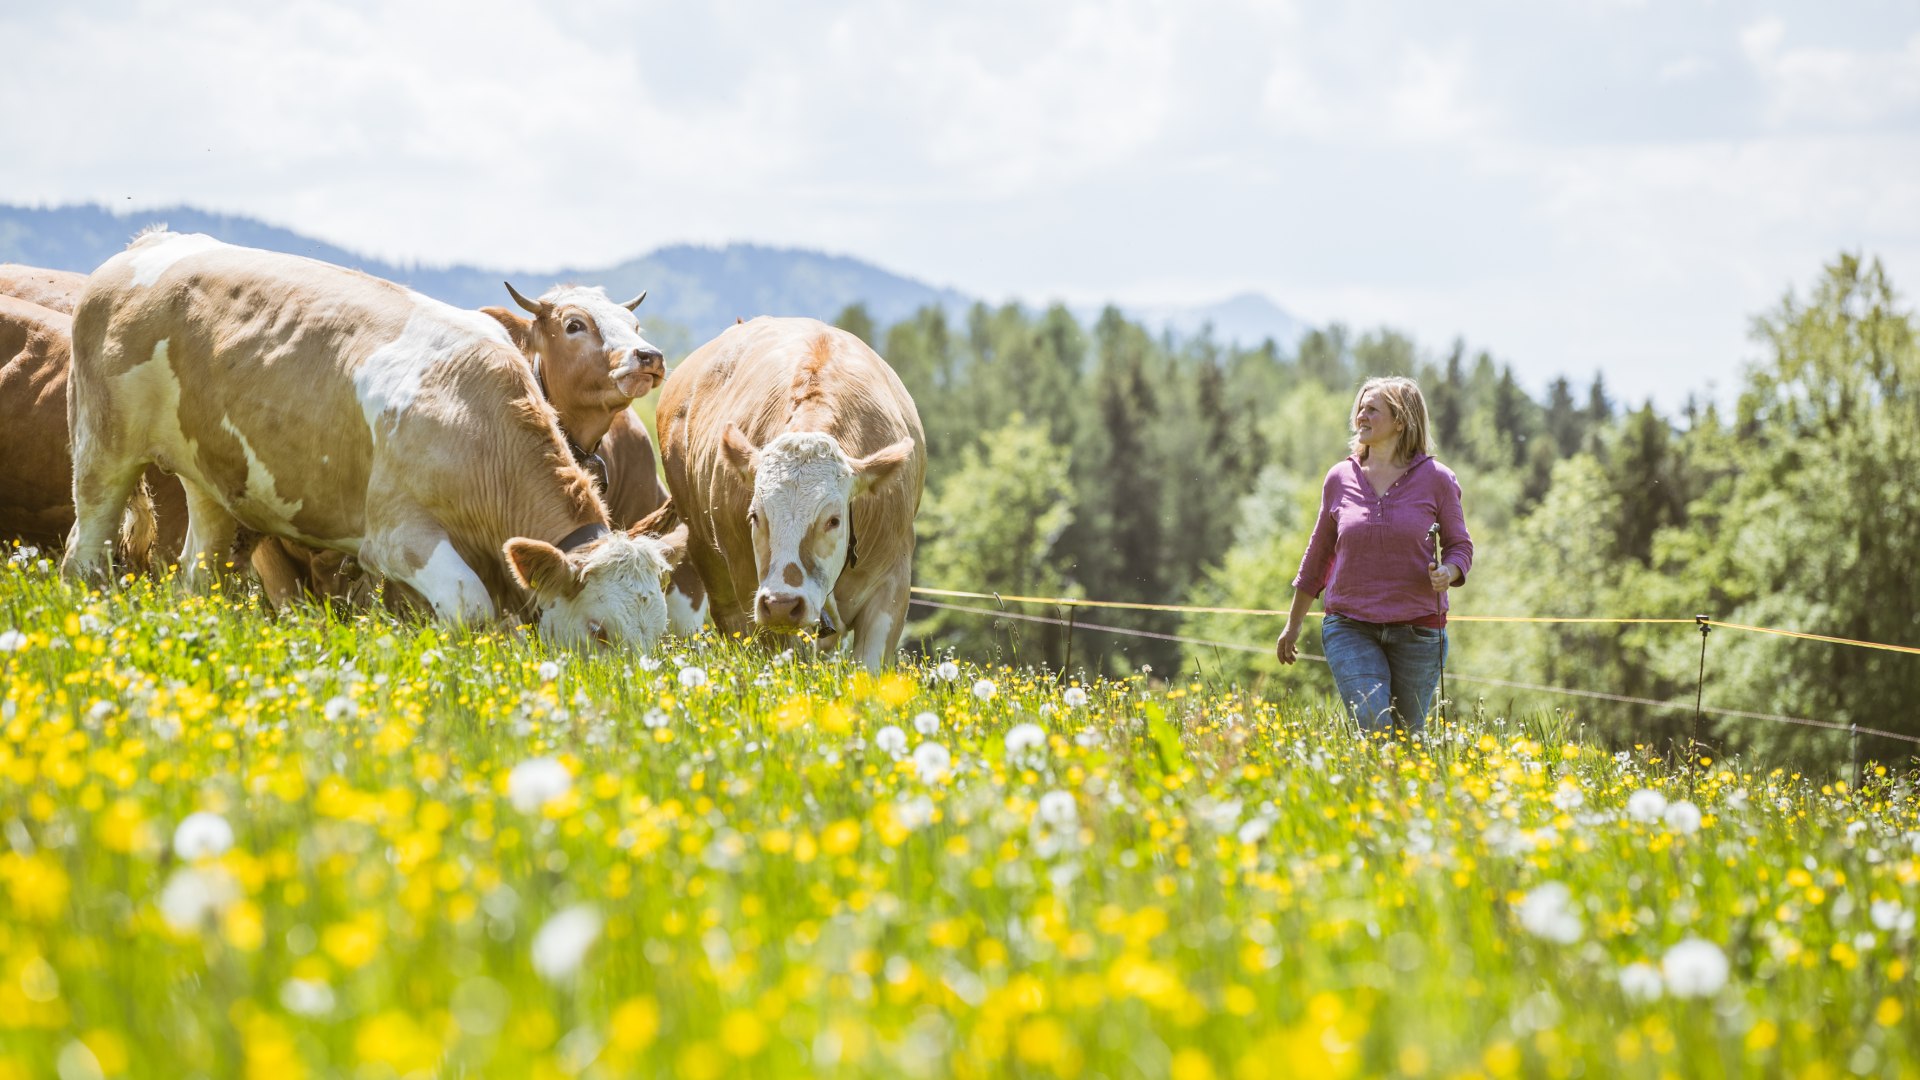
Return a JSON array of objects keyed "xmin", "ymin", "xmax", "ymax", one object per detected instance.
[{"xmin": 827, "ymin": 253, "xmax": 1919, "ymax": 767}]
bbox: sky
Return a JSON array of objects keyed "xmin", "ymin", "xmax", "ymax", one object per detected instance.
[{"xmin": 5, "ymin": 0, "xmax": 1918, "ymax": 410}]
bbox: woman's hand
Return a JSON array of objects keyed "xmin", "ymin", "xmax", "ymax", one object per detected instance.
[
  {"xmin": 1428, "ymin": 562, "xmax": 1460, "ymax": 592},
  {"xmin": 1275, "ymin": 624, "xmax": 1302, "ymax": 665}
]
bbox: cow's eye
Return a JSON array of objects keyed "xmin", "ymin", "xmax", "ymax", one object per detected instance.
[
  {"xmin": 826, "ymin": 515, "xmax": 840, "ymax": 529},
  {"xmin": 565, "ymin": 318, "xmax": 586, "ymax": 334}
]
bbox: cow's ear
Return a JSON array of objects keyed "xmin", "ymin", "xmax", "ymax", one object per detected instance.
[
  {"xmin": 721, "ymin": 424, "xmax": 759, "ymax": 482},
  {"xmin": 480, "ymin": 307, "xmax": 533, "ymax": 352},
  {"xmin": 850, "ymin": 437, "xmax": 916, "ymax": 498},
  {"xmin": 652, "ymin": 521, "xmax": 691, "ymax": 569},
  {"xmin": 505, "ymin": 538, "xmax": 583, "ymax": 600}
]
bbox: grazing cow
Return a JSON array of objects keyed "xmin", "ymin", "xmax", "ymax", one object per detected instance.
[
  {"xmin": 0, "ymin": 264, "xmax": 89, "ymax": 314},
  {"xmin": 0, "ymin": 293, "xmax": 187, "ymax": 562},
  {"xmin": 658, "ymin": 317, "xmax": 925, "ymax": 669},
  {"xmin": 65, "ymin": 230, "xmax": 688, "ymax": 649}
]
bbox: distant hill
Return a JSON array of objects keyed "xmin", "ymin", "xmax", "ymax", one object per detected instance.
[{"xmin": 0, "ymin": 203, "xmax": 1308, "ymax": 356}]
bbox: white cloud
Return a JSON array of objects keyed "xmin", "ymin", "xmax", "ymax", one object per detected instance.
[{"xmin": 2, "ymin": 1, "xmax": 1916, "ymax": 411}]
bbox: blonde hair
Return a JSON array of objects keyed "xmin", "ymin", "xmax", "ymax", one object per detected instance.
[{"xmin": 1347, "ymin": 376, "xmax": 1434, "ymax": 462}]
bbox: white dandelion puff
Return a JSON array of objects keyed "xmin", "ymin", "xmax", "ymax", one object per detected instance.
[
  {"xmin": 323, "ymin": 695, "xmax": 354, "ymax": 722},
  {"xmin": 280, "ymin": 977, "xmax": 336, "ymax": 1017},
  {"xmin": 1626, "ymin": 789, "xmax": 1668, "ymax": 823},
  {"xmin": 157, "ymin": 867, "xmax": 238, "ymax": 932},
  {"xmin": 912, "ymin": 711, "xmax": 940, "ymax": 736},
  {"xmin": 874, "ymin": 725, "xmax": 908, "ymax": 756},
  {"xmin": 643, "ymin": 709, "xmax": 671, "ymax": 730},
  {"xmin": 1036, "ymin": 790, "xmax": 1079, "ymax": 829},
  {"xmin": 1661, "ymin": 938, "xmax": 1729, "ymax": 998},
  {"xmin": 172, "ymin": 811, "xmax": 234, "ymax": 860},
  {"xmin": 972, "ymin": 678, "xmax": 997, "ymax": 701},
  {"xmin": 1618, "ymin": 962, "xmax": 1664, "ymax": 1003},
  {"xmin": 678, "ymin": 666, "xmax": 709, "ymax": 689},
  {"xmin": 531, "ymin": 905, "xmax": 602, "ymax": 982},
  {"xmin": 912, "ymin": 742, "xmax": 952, "ymax": 783},
  {"xmin": 1516, "ymin": 882, "xmax": 1583, "ymax": 944},
  {"xmin": 1663, "ymin": 800, "xmax": 1703, "ymax": 835},
  {"xmin": 0, "ymin": 629, "xmax": 25, "ymax": 652},
  {"xmin": 507, "ymin": 757, "xmax": 573, "ymax": 813},
  {"xmin": 1062, "ymin": 686, "xmax": 1089, "ymax": 708},
  {"xmin": 1871, "ymin": 900, "xmax": 1914, "ymax": 934},
  {"xmin": 934, "ymin": 660, "xmax": 960, "ymax": 682},
  {"xmin": 537, "ymin": 660, "xmax": 562, "ymax": 682},
  {"xmin": 1005, "ymin": 723, "xmax": 1047, "ymax": 756},
  {"xmin": 636, "ymin": 655, "xmax": 661, "ymax": 672}
]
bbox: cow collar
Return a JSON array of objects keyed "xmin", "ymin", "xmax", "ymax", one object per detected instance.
[{"xmin": 557, "ymin": 523, "xmax": 610, "ymax": 553}]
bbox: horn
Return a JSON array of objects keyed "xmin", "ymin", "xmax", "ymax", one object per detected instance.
[
  {"xmin": 621, "ymin": 289, "xmax": 648, "ymax": 312},
  {"xmin": 503, "ymin": 281, "xmax": 542, "ymax": 314}
]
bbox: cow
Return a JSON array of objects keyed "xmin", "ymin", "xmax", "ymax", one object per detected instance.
[
  {"xmin": 64, "ymin": 230, "xmax": 688, "ymax": 650},
  {"xmin": 0, "ymin": 291, "xmax": 188, "ymax": 563},
  {"xmin": 245, "ymin": 283, "xmax": 710, "ymax": 633},
  {"xmin": 657, "ymin": 317, "xmax": 925, "ymax": 669},
  {"xmin": 0, "ymin": 264, "xmax": 89, "ymax": 314},
  {"xmin": 483, "ymin": 286, "xmax": 709, "ymax": 632}
]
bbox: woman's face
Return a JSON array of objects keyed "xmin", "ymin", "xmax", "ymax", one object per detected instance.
[{"xmin": 1353, "ymin": 391, "xmax": 1405, "ymax": 455}]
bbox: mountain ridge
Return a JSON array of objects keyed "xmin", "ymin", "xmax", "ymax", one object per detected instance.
[{"xmin": 0, "ymin": 202, "xmax": 1309, "ymax": 355}]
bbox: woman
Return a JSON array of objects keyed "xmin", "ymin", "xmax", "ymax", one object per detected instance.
[{"xmin": 1275, "ymin": 376, "xmax": 1473, "ymax": 735}]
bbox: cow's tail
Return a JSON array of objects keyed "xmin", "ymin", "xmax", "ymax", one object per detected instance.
[
  {"xmin": 118, "ymin": 475, "xmax": 160, "ymax": 575},
  {"xmin": 631, "ymin": 497, "xmax": 682, "ymax": 540}
]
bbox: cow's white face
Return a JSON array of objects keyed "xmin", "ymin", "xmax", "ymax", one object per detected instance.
[
  {"xmin": 506, "ymin": 527, "xmax": 689, "ymax": 650},
  {"xmin": 723, "ymin": 427, "xmax": 915, "ymax": 634}
]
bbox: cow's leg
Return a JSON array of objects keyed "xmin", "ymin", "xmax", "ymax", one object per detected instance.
[
  {"xmin": 362, "ymin": 525, "xmax": 492, "ymax": 626},
  {"xmin": 63, "ymin": 452, "xmax": 146, "ymax": 582},
  {"xmin": 177, "ymin": 481, "xmax": 242, "ymax": 590},
  {"xmin": 848, "ymin": 569, "xmax": 912, "ymax": 671},
  {"xmin": 250, "ymin": 537, "xmax": 311, "ymax": 610}
]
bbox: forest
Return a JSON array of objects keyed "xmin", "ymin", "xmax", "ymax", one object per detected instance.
[{"xmin": 820, "ymin": 254, "xmax": 1920, "ymax": 767}]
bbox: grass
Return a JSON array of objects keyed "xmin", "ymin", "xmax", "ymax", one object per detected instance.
[{"xmin": 0, "ymin": 550, "xmax": 1916, "ymax": 1079}]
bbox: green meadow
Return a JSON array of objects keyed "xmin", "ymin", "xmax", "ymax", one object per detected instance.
[{"xmin": 1, "ymin": 556, "xmax": 1915, "ymax": 1079}]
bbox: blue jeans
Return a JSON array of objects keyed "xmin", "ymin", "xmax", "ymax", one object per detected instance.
[{"xmin": 1320, "ymin": 613, "xmax": 1448, "ymax": 735}]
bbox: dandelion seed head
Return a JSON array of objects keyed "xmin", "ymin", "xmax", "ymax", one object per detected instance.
[
  {"xmin": 1661, "ymin": 938, "xmax": 1729, "ymax": 998},
  {"xmin": 532, "ymin": 905, "xmax": 602, "ymax": 982},
  {"xmin": 507, "ymin": 757, "xmax": 573, "ymax": 813},
  {"xmin": 172, "ymin": 811, "xmax": 234, "ymax": 860}
]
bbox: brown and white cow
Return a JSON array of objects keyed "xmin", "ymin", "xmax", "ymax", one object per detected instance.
[
  {"xmin": 0, "ymin": 290, "xmax": 189, "ymax": 563},
  {"xmin": 65, "ymin": 230, "xmax": 687, "ymax": 649},
  {"xmin": 0, "ymin": 264, "xmax": 89, "ymax": 314},
  {"xmin": 482, "ymin": 286, "xmax": 709, "ymax": 633},
  {"xmin": 658, "ymin": 317, "xmax": 925, "ymax": 669}
]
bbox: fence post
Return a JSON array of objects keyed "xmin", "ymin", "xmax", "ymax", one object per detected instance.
[{"xmin": 1692, "ymin": 615, "xmax": 1712, "ymax": 760}]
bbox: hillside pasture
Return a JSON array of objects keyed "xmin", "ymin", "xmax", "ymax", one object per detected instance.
[{"xmin": 0, "ymin": 553, "xmax": 1916, "ymax": 1078}]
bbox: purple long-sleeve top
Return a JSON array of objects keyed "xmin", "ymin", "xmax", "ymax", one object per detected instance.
[{"xmin": 1292, "ymin": 453, "xmax": 1475, "ymax": 626}]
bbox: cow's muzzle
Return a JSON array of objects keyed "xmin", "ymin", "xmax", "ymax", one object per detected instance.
[{"xmin": 613, "ymin": 347, "xmax": 667, "ymax": 398}]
